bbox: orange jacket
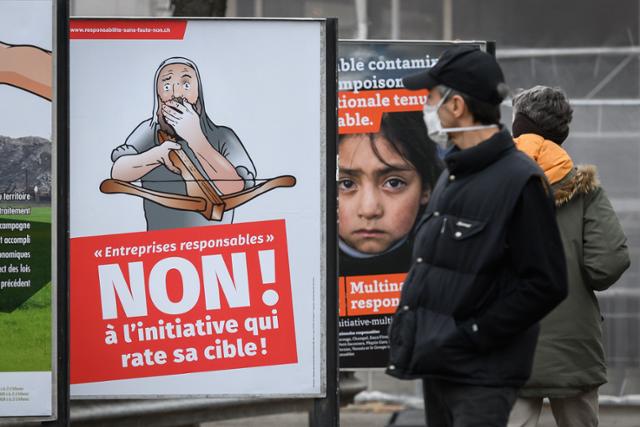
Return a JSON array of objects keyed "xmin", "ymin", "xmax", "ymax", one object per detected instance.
[{"xmin": 514, "ymin": 133, "xmax": 573, "ymax": 185}]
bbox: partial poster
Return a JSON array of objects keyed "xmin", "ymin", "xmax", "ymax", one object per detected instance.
[
  {"xmin": 0, "ymin": 0, "xmax": 55, "ymax": 419},
  {"xmin": 69, "ymin": 18, "xmax": 328, "ymax": 397},
  {"xmin": 338, "ymin": 41, "xmax": 484, "ymax": 369}
]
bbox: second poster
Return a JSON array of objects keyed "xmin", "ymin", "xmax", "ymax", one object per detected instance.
[{"xmin": 337, "ymin": 41, "xmax": 484, "ymax": 369}]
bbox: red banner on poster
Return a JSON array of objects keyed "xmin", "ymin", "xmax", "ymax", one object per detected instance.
[
  {"xmin": 338, "ymin": 277, "xmax": 346, "ymax": 317},
  {"xmin": 339, "ymin": 273, "xmax": 406, "ymax": 316},
  {"xmin": 338, "ymin": 89, "xmax": 428, "ymax": 134},
  {"xmin": 70, "ymin": 220, "xmax": 296, "ymax": 384},
  {"xmin": 70, "ymin": 20, "xmax": 187, "ymax": 40}
]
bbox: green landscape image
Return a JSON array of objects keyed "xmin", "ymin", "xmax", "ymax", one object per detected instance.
[{"xmin": 0, "ymin": 205, "xmax": 52, "ymax": 371}]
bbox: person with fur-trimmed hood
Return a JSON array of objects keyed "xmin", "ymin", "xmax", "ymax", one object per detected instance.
[{"xmin": 508, "ymin": 86, "xmax": 630, "ymax": 427}]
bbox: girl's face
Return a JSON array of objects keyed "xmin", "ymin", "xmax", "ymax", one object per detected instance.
[{"xmin": 338, "ymin": 133, "xmax": 429, "ymax": 254}]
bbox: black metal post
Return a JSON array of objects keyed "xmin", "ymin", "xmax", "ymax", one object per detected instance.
[
  {"xmin": 43, "ymin": 0, "xmax": 70, "ymax": 425},
  {"xmin": 309, "ymin": 17, "xmax": 339, "ymax": 427}
]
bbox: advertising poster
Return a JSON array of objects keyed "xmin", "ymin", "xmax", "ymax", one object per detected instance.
[
  {"xmin": 337, "ymin": 41, "xmax": 483, "ymax": 369},
  {"xmin": 0, "ymin": 0, "xmax": 55, "ymax": 419},
  {"xmin": 69, "ymin": 19, "xmax": 328, "ymax": 397}
]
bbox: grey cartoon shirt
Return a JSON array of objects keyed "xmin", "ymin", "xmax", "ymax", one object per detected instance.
[{"xmin": 111, "ymin": 118, "xmax": 256, "ymax": 231}]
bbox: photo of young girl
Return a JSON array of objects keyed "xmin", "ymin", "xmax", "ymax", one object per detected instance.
[
  {"xmin": 336, "ymin": 40, "xmax": 479, "ymax": 369},
  {"xmin": 338, "ymin": 111, "xmax": 443, "ymax": 276}
]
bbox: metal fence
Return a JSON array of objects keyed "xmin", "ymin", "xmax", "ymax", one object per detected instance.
[{"xmin": 499, "ymin": 47, "xmax": 640, "ymax": 396}]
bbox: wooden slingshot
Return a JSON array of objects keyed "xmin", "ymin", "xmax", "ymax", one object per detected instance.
[{"xmin": 100, "ymin": 130, "xmax": 296, "ymax": 221}]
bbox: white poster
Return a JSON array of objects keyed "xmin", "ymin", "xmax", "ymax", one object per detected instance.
[
  {"xmin": 69, "ymin": 18, "xmax": 326, "ymax": 397},
  {"xmin": 0, "ymin": 0, "xmax": 55, "ymax": 419}
]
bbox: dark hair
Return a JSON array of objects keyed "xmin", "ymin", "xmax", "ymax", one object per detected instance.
[
  {"xmin": 435, "ymin": 85, "xmax": 502, "ymax": 125},
  {"xmin": 339, "ymin": 112, "xmax": 444, "ymax": 193},
  {"xmin": 512, "ymin": 86, "xmax": 573, "ymax": 137}
]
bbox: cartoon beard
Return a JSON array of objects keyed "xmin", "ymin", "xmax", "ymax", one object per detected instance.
[
  {"xmin": 157, "ymin": 111, "xmax": 176, "ymax": 136},
  {"xmin": 156, "ymin": 96, "xmax": 185, "ymax": 136}
]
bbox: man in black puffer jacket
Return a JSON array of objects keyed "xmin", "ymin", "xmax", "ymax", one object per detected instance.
[{"xmin": 387, "ymin": 46, "xmax": 568, "ymax": 427}]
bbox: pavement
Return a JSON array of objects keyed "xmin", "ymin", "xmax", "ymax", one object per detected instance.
[
  {"xmin": 204, "ymin": 371, "xmax": 640, "ymax": 426},
  {"xmin": 204, "ymin": 403, "xmax": 395, "ymax": 427},
  {"xmin": 204, "ymin": 402, "xmax": 640, "ymax": 426}
]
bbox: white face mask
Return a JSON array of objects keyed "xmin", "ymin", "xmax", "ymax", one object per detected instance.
[
  {"xmin": 422, "ymin": 89, "xmax": 452, "ymax": 148},
  {"xmin": 423, "ymin": 88, "xmax": 499, "ymax": 149}
]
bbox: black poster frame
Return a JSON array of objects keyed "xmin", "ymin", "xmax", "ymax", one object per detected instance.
[
  {"xmin": 310, "ymin": 17, "xmax": 339, "ymax": 427},
  {"xmin": 49, "ymin": 0, "xmax": 70, "ymax": 424}
]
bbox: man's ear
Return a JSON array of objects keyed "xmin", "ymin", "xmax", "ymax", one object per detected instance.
[{"xmin": 449, "ymin": 94, "xmax": 467, "ymax": 119}]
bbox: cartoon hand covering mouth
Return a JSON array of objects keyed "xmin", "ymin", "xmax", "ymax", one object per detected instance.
[{"xmin": 100, "ymin": 56, "xmax": 296, "ymax": 231}]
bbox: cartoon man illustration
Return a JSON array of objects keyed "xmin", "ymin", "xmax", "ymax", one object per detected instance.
[{"xmin": 109, "ymin": 57, "xmax": 257, "ymax": 230}]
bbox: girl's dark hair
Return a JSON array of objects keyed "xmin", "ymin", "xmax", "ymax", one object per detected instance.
[
  {"xmin": 338, "ymin": 112, "xmax": 444, "ymax": 231},
  {"xmin": 371, "ymin": 111, "xmax": 444, "ymax": 193}
]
